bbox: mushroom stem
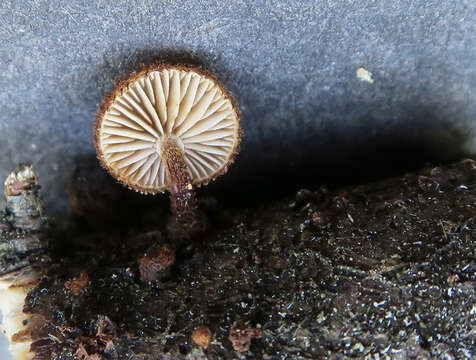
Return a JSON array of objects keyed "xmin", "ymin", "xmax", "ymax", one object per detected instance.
[{"xmin": 162, "ymin": 138, "xmax": 198, "ymax": 234}]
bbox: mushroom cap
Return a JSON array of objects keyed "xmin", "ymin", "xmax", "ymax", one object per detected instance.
[{"xmin": 94, "ymin": 64, "xmax": 241, "ymax": 194}]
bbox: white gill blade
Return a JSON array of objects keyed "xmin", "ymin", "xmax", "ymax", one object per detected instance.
[
  {"xmin": 135, "ymin": 154, "xmax": 158, "ymax": 182},
  {"xmin": 152, "ymin": 72, "xmax": 168, "ymax": 126},
  {"xmin": 122, "ymin": 91, "xmax": 154, "ymax": 126},
  {"xmin": 101, "ymin": 135, "xmax": 134, "ymax": 145},
  {"xmin": 199, "ymin": 138, "xmax": 234, "ymax": 147},
  {"xmin": 183, "ymin": 129, "xmax": 232, "ymax": 143},
  {"xmin": 190, "ymin": 148, "xmax": 224, "ymax": 167},
  {"xmin": 149, "ymin": 156, "xmax": 161, "ymax": 186},
  {"xmin": 103, "ymin": 141, "xmax": 153, "ymax": 154},
  {"xmin": 186, "ymin": 150, "xmax": 215, "ymax": 172},
  {"xmin": 210, "ymin": 119, "xmax": 235, "ymax": 131},
  {"xmin": 114, "ymin": 148, "xmax": 156, "ymax": 169},
  {"xmin": 174, "ymin": 75, "xmax": 200, "ymax": 129},
  {"xmin": 161, "ymin": 70, "xmax": 170, "ymax": 101},
  {"xmin": 181, "ymin": 110, "xmax": 231, "ymax": 138},
  {"xmin": 192, "ymin": 80, "xmax": 209, "ymax": 106},
  {"xmin": 102, "ymin": 126, "xmax": 156, "ymax": 142},
  {"xmin": 112, "ymin": 101, "xmax": 159, "ymax": 138},
  {"xmin": 177, "ymin": 87, "xmax": 217, "ymax": 136},
  {"xmin": 135, "ymin": 82, "xmax": 164, "ymax": 136},
  {"xmin": 158, "ymin": 160, "xmax": 166, "ymax": 187},
  {"xmin": 202, "ymin": 98, "xmax": 227, "ymax": 119},
  {"xmin": 166, "ymin": 70, "xmax": 180, "ymax": 134},
  {"xmin": 107, "ymin": 151, "xmax": 134, "ymax": 163},
  {"xmin": 185, "ymin": 154, "xmax": 208, "ymax": 178},
  {"xmin": 185, "ymin": 142, "xmax": 229, "ymax": 156},
  {"xmin": 124, "ymin": 155, "xmax": 149, "ymax": 177},
  {"xmin": 144, "ymin": 76, "xmax": 155, "ymax": 106},
  {"xmin": 184, "ymin": 156, "xmax": 203, "ymax": 179},
  {"xmin": 180, "ymin": 72, "xmax": 192, "ymax": 102},
  {"xmin": 104, "ymin": 113, "xmax": 143, "ymax": 131}
]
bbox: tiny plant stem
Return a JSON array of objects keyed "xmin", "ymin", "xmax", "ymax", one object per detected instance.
[{"xmin": 162, "ymin": 138, "xmax": 198, "ymax": 232}]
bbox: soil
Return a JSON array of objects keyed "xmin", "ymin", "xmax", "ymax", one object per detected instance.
[{"xmin": 2, "ymin": 159, "xmax": 476, "ymax": 359}]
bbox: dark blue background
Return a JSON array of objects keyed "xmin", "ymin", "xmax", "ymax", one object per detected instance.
[{"xmin": 0, "ymin": 0, "xmax": 475, "ymax": 215}]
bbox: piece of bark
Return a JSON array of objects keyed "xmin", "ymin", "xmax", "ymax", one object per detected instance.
[
  {"xmin": 0, "ymin": 165, "xmax": 50, "ymax": 360},
  {"xmin": 4, "ymin": 164, "xmax": 45, "ymax": 231}
]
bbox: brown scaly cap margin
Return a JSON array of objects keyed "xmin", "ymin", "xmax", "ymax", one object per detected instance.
[{"xmin": 93, "ymin": 61, "xmax": 241, "ymax": 194}]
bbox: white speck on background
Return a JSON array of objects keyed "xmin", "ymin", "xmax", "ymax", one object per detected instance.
[{"xmin": 356, "ymin": 67, "xmax": 374, "ymax": 83}]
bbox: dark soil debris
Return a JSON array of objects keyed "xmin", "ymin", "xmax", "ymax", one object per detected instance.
[
  {"xmin": 138, "ymin": 243, "xmax": 175, "ymax": 282},
  {"xmin": 228, "ymin": 323, "xmax": 263, "ymax": 355},
  {"xmin": 65, "ymin": 272, "xmax": 89, "ymax": 296},
  {"xmin": 192, "ymin": 326, "xmax": 212, "ymax": 349},
  {"xmin": 2, "ymin": 159, "xmax": 476, "ymax": 359}
]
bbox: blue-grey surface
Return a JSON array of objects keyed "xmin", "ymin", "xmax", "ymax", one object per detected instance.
[{"xmin": 0, "ymin": 0, "xmax": 475, "ymax": 217}]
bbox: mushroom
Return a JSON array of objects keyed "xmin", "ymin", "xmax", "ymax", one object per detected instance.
[{"xmin": 94, "ymin": 63, "xmax": 241, "ymax": 237}]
